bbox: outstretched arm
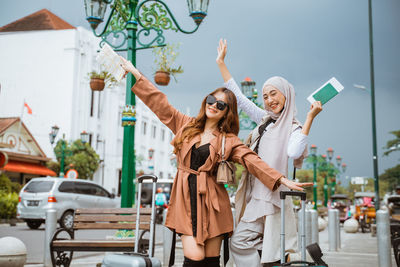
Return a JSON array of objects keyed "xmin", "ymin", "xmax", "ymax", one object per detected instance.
[
  {"xmin": 120, "ymin": 56, "xmax": 191, "ymax": 134},
  {"xmin": 229, "ymin": 136, "xmax": 312, "ymax": 191},
  {"xmin": 216, "ymin": 39, "xmax": 266, "ymax": 124}
]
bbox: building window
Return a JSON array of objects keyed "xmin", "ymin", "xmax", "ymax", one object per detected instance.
[
  {"xmin": 169, "ymin": 132, "xmax": 173, "ymax": 142},
  {"xmin": 142, "ymin": 121, "xmax": 147, "ymax": 135},
  {"xmin": 152, "ymin": 125, "xmax": 156, "ymax": 139},
  {"xmin": 161, "ymin": 129, "xmax": 165, "ymax": 141},
  {"xmin": 159, "ymin": 171, "xmax": 163, "ymax": 179}
]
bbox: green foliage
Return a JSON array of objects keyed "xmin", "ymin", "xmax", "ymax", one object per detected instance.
[
  {"xmin": 88, "ymin": 71, "xmax": 119, "ymax": 88},
  {"xmin": 152, "ymin": 43, "xmax": 184, "ymax": 82},
  {"xmin": 0, "ymin": 173, "xmax": 21, "ymax": 194},
  {"xmin": 51, "ymin": 139, "xmax": 100, "ymax": 180},
  {"xmin": 383, "ymin": 130, "xmax": 400, "ymax": 157},
  {"xmin": 347, "ymin": 178, "xmax": 389, "ymax": 199},
  {"xmin": 0, "ymin": 192, "xmax": 18, "ymax": 219},
  {"xmin": 379, "ymin": 164, "xmax": 400, "ymax": 192}
]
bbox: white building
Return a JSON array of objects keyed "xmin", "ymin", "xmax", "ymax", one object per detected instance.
[{"xmin": 0, "ymin": 9, "xmax": 175, "ymax": 195}]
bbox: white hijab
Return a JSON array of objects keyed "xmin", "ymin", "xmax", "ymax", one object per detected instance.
[{"xmin": 251, "ymin": 76, "xmax": 307, "ymax": 206}]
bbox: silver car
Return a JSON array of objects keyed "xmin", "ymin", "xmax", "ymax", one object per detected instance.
[{"xmin": 17, "ymin": 177, "xmax": 119, "ymax": 230}]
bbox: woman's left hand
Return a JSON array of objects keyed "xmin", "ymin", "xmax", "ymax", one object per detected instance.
[
  {"xmin": 307, "ymin": 101, "xmax": 322, "ymax": 119},
  {"xmin": 280, "ymin": 177, "xmax": 313, "ymax": 191}
]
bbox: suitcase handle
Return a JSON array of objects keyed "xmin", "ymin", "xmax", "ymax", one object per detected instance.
[
  {"xmin": 137, "ymin": 174, "xmax": 158, "ymax": 183},
  {"xmin": 280, "ymin": 191, "xmax": 306, "ymax": 201}
]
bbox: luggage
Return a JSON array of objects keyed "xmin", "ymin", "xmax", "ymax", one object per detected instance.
[
  {"xmin": 101, "ymin": 174, "xmax": 162, "ymax": 267},
  {"xmin": 276, "ymin": 190, "xmax": 328, "ymax": 267}
]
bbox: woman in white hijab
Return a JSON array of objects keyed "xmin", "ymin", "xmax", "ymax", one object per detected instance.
[{"xmin": 216, "ymin": 39, "xmax": 322, "ymax": 267}]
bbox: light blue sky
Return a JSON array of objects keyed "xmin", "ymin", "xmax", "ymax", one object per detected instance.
[{"xmin": 1, "ymin": 0, "xmax": 399, "ymax": 185}]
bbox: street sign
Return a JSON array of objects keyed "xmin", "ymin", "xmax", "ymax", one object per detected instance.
[
  {"xmin": 351, "ymin": 176, "xmax": 367, "ymax": 185},
  {"xmin": 65, "ymin": 169, "xmax": 78, "ymax": 179}
]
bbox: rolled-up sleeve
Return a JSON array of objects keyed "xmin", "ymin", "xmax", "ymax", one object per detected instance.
[{"xmin": 287, "ymin": 128, "xmax": 308, "ymax": 159}]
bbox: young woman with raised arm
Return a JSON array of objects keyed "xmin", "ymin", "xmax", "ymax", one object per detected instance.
[
  {"xmin": 120, "ymin": 56, "xmax": 312, "ymax": 267},
  {"xmin": 216, "ymin": 39, "xmax": 322, "ymax": 267}
]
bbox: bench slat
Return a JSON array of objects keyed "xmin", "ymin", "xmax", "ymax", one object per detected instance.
[
  {"xmin": 74, "ymin": 215, "xmax": 151, "ymax": 223},
  {"xmin": 52, "ymin": 240, "xmax": 135, "ymax": 247},
  {"xmin": 73, "ymin": 222, "xmax": 150, "ymax": 230}
]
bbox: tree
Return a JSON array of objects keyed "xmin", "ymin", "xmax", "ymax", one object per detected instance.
[
  {"xmin": 383, "ymin": 130, "xmax": 400, "ymax": 157},
  {"xmin": 379, "ymin": 165, "xmax": 400, "ymax": 192},
  {"xmin": 47, "ymin": 139, "xmax": 100, "ymax": 180}
]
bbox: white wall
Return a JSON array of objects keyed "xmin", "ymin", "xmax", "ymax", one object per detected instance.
[{"xmin": 0, "ymin": 27, "xmax": 175, "ymax": 194}]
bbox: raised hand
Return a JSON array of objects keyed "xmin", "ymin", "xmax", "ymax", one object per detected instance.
[
  {"xmin": 216, "ymin": 38, "xmax": 227, "ymax": 65},
  {"xmin": 307, "ymin": 101, "xmax": 323, "ymax": 119}
]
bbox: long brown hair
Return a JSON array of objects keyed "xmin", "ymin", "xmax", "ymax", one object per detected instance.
[{"xmin": 172, "ymin": 87, "xmax": 239, "ymax": 154}]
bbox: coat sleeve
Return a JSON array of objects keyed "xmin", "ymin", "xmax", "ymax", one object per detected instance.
[
  {"xmin": 229, "ymin": 136, "xmax": 282, "ymax": 191},
  {"xmin": 131, "ymin": 75, "xmax": 191, "ymax": 134}
]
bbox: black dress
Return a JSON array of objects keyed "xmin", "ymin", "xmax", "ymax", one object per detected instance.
[{"xmin": 188, "ymin": 143, "xmax": 210, "ymax": 237}]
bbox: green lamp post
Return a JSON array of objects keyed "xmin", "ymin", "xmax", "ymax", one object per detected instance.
[
  {"xmin": 310, "ymin": 144, "xmax": 318, "ymax": 210},
  {"xmin": 49, "ymin": 125, "xmax": 66, "ymax": 177},
  {"xmin": 84, "ymin": 0, "xmax": 210, "ymax": 208},
  {"xmin": 239, "ymin": 77, "xmax": 259, "ymax": 130},
  {"xmin": 321, "ymin": 154, "xmax": 329, "ymax": 207}
]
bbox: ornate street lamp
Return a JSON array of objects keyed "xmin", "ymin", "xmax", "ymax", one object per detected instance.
[
  {"xmin": 49, "ymin": 125, "xmax": 59, "ymax": 145},
  {"xmin": 84, "ymin": 0, "xmax": 210, "ymax": 207},
  {"xmin": 148, "ymin": 148, "xmax": 154, "ymax": 159},
  {"xmin": 187, "ymin": 0, "xmax": 210, "ymax": 25},
  {"xmin": 342, "ymin": 163, "xmax": 347, "ymax": 173},
  {"xmin": 80, "ymin": 131, "xmax": 90, "ymax": 144},
  {"xmin": 49, "ymin": 125, "xmax": 66, "ymax": 177},
  {"xmin": 83, "ymin": 0, "xmax": 109, "ymax": 30},
  {"xmin": 240, "ymin": 77, "xmax": 256, "ymax": 99},
  {"xmin": 239, "ymin": 77, "xmax": 259, "ymax": 130},
  {"xmin": 336, "ymin": 155, "xmax": 342, "ymax": 167},
  {"xmin": 310, "ymin": 144, "xmax": 317, "ymax": 156},
  {"xmin": 327, "ymin": 147, "xmax": 334, "ymax": 161}
]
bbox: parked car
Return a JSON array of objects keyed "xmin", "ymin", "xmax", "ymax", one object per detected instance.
[{"xmin": 17, "ymin": 177, "xmax": 119, "ymax": 230}]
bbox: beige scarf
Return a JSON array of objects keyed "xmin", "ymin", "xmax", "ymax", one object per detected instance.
[{"xmin": 235, "ymin": 76, "xmax": 307, "ymax": 224}]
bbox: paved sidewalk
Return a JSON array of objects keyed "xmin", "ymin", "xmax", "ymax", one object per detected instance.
[{"xmin": 24, "ymin": 224, "xmax": 395, "ymax": 267}]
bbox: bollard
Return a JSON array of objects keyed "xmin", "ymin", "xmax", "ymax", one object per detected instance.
[
  {"xmin": 377, "ymin": 210, "xmax": 392, "ymax": 267},
  {"xmin": 336, "ymin": 211, "xmax": 341, "ymax": 249},
  {"xmin": 310, "ymin": 209, "xmax": 319, "ymax": 244},
  {"xmin": 328, "ymin": 209, "xmax": 338, "ymax": 251},
  {"xmin": 163, "ymin": 208, "xmax": 173, "ymax": 266},
  {"xmin": 305, "ymin": 209, "xmax": 312, "ymax": 246},
  {"xmin": 44, "ymin": 209, "xmax": 57, "ymax": 267}
]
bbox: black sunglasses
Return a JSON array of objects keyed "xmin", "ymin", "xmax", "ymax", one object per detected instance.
[{"xmin": 206, "ymin": 95, "xmax": 228, "ymax": 111}]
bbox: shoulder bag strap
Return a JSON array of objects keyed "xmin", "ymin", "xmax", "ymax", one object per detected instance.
[{"xmin": 221, "ymin": 134, "xmax": 226, "ymax": 161}]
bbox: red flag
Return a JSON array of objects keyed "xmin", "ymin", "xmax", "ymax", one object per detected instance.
[{"xmin": 24, "ymin": 102, "xmax": 32, "ymax": 114}]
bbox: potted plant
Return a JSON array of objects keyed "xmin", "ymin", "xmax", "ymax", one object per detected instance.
[
  {"xmin": 88, "ymin": 71, "xmax": 118, "ymax": 91},
  {"xmin": 152, "ymin": 43, "xmax": 184, "ymax": 86}
]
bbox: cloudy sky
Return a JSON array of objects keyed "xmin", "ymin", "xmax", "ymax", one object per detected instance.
[{"xmin": 1, "ymin": 0, "xmax": 399, "ymax": 184}]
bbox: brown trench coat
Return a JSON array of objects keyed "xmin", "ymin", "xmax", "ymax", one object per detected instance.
[{"xmin": 132, "ymin": 76, "xmax": 283, "ymax": 245}]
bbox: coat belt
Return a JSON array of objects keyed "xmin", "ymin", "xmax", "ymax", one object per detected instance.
[{"xmin": 177, "ymin": 166, "xmax": 220, "ymax": 212}]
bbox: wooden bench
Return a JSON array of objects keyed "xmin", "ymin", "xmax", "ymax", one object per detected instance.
[{"xmin": 50, "ymin": 208, "xmax": 153, "ymax": 267}]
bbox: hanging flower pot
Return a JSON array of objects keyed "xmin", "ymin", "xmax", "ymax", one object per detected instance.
[
  {"xmin": 154, "ymin": 71, "xmax": 171, "ymax": 86},
  {"xmin": 90, "ymin": 78, "xmax": 105, "ymax": 91}
]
